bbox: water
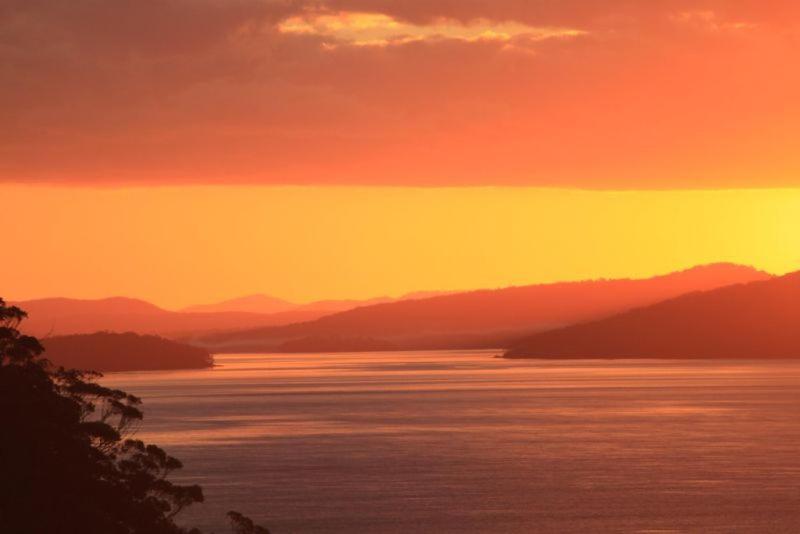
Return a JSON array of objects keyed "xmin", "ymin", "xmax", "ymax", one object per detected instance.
[{"xmin": 100, "ymin": 351, "xmax": 800, "ymax": 533}]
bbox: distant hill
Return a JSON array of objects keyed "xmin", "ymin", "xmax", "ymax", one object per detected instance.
[
  {"xmin": 42, "ymin": 332, "xmax": 213, "ymax": 372},
  {"xmin": 191, "ymin": 264, "xmax": 770, "ymax": 353},
  {"xmin": 293, "ymin": 297, "xmax": 395, "ymax": 313},
  {"xmin": 181, "ymin": 291, "xmax": 453, "ymax": 315},
  {"xmin": 12, "ymin": 297, "xmax": 329, "ymax": 338},
  {"xmin": 182, "ymin": 294, "xmax": 296, "ymax": 314},
  {"xmin": 505, "ymin": 270, "xmax": 800, "ymax": 359}
]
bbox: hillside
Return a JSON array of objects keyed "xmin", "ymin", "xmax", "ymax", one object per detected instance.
[
  {"xmin": 505, "ymin": 271, "xmax": 800, "ymax": 359},
  {"xmin": 191, "ymin": 263, "xmax": 770, "ymax": 353},
  {"xmin": 42, "ymin": 332, "xmax": 213, "ymax": 372},
  {"xmin": 13, "ymin": 297, "xmax": 328, "ymax": 338}
]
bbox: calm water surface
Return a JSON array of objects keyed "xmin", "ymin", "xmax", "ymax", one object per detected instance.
[{"xmin": 101, "ymin": 351, "xmax": 800, "ymax": 533}]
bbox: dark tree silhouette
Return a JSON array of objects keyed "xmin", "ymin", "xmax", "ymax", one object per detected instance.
[
  {"xmin": 0, "ymin": 298, "xmax": 269, "ymax": 534},
  {"xmin": 227, "ymin": 512, "xmax": 271, "ymax": 534}
]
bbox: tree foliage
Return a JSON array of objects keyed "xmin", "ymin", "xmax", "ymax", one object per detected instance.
[
  {"xmin": 0, "ymin": 298, "xmax": 268, "ymax": 534},
  {"xmin": 227, "ymin": 511, "xmax": 271, "ymax": 534}
]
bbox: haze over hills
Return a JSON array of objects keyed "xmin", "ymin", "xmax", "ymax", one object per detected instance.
[
  {"xmin": 191, "ymin": 263, "xmax": 771, "ymax": 353},
  {"xmin": 182, "ymin": 294, "xmax": 297, "ymax": 314},
  {"xmin": 505, "ymin": 270, "xmax": 800, "ymax": 359},
  {"xmin": 182, "ymin": 291, "xmax": 453, "ymax": 315},
  {"xmin": 11, "ymin": 290, "xmax": 456, "ymax": 338},
  {"xmin": 12, "ymin": 297, "xmax": 329, "ymax": 338}
]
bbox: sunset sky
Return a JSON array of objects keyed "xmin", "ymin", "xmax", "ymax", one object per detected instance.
[
  {"xmin": 5, "ymin": 186, "xmax": 799, "ymax": 308},
  {"xmin": 3, "ymin": 1, "xmax": 799, "ymax": 307}
]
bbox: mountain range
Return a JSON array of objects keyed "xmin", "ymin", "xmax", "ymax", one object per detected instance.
[
  {"xmin": 11, "ymin": 291, "xmax": 454, "ymax": 338},
  {"xmin": 12, "ymin": 263, "xmax": 772, "ymax": 354},
  {"xmin": 190, "ymin": 263, "xmax": 770, "ymax": 353}
]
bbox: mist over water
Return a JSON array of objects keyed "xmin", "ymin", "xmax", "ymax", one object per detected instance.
[{"xmin": 101, "ymin": 352, "xmax": 800, "ymax": 533}]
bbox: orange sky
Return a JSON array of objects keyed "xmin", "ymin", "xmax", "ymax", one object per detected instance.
[
  {"xmin": 3, "ymin": 185, "xmax": 799, "ymax": 308},
  {"xmin": 3, "ymin": 2, "xmax": 800, "ymax": 307},
  {"xmin": 2, "ymin": 0, "xmax": 800, "ymax": 187}
]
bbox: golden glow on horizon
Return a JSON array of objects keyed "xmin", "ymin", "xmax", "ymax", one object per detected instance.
[
  {"xmin": 277, "ymin": 12, "xmax": 585, "ymax": 47},
  {"xmin": 3, "ymin": 185, "xmax": 799, "ymax": 309}
]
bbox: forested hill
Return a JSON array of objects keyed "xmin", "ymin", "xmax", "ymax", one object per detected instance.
[
  {"xmin": 43, "ymin": 332, "xmax": 213, "ymax": 372},
  {"xmin": 506, "ymin": 271, "xmax": 800, "ymax": 359}
]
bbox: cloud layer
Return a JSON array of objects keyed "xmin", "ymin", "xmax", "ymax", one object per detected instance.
[{"xmin": 2, "ymin": 0, "xmax": 799, "ymax": 187}]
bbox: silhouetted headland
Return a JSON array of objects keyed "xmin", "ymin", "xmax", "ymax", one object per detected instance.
[
  {"xmin": 505, "ymin": 270, "xmax": 800, "ymax": 359},
  {"xmin": 43, "ymin": 331, "xmax": 213, "ymax": 371}
]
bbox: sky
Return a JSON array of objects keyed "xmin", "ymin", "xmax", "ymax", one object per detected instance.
[
  {"xmin": 2, "ymin": 1, "xmax": 799, "ymax": 307},
  {"xmin": 4, "ymin": 186, "xmax": 799, "ymax": 308}
]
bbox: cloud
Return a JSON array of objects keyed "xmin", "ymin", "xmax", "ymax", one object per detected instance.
[
  {"xmin": 670, "ymin": 10, "xmax": 756, "ymax": 32},
  {"xmin": 1, "ymin": 0, "xmax": 799, "ymax": 187},
  {"xmin": 277, "ymin": 11, "xmax": 585, "ymax": 47}
]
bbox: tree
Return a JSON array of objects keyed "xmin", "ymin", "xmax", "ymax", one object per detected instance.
[
  {"xmin": 227, "ymin": 512, "xmax": 271, "ymax": 534},
  {"xmin": 0, "ymin": 298, "xmax": 269, "ymax": 534}
]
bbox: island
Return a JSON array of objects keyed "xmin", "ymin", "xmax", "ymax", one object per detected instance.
[{"xmin": 42, "ymin": 331, "xmax": 214, "ymax": 372}]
